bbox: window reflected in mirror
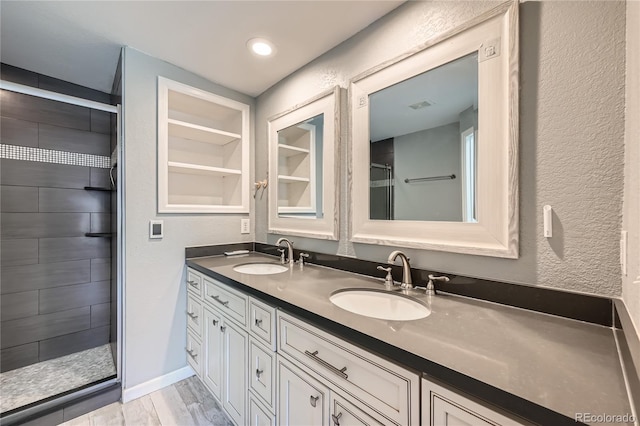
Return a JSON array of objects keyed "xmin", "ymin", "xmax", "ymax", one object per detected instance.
[
  {"xmin": 369, "ymin": 52, "xmax": 478, "ymax": 222},
  {"xmin": 277, "ymin": 114, "xmax": 324, "ymax": 218}
]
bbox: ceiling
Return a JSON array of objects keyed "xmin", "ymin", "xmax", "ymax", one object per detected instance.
[
  {"xmin": 0, "ymin": 1, "xmax": 403, "ymax": 98},
  {"xmin": 370, "ymin": 52, "xmax": 478, "ymax": 142}
]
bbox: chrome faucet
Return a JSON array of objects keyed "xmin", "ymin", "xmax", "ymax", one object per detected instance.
[
  {"xmin": 387, "ymin": 250, "xmax": 412, "ymax": 289},
  {"xmin": 276, "ymin": 238, "xmax": 294, "ymax": 265}
]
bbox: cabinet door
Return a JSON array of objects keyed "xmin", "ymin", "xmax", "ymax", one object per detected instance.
[
  {"xmin": 249, "ymin": 339, "xmax": 276, "ymax": 410},
  {"xmin": 249, "ymin": 394, "xmax": 276, "ymax": 426},
  {"xmin": 278, "ymin": 357, "xmax": 329, "ymax": 426},
  {"xmin": 203, "ymin": 306, "xmax": 223, "ymax": 400},
  {"xmin": 186, "ymin": 331, "xmax": 202, "ymax": 377},
  {"xmin": 222, "ymin": 319, "xmax": 248, "ymax": 426},
  {"xmin": 330, "ymin": 392, "xmax": 387, "ymax": 426},
  {"xmin": 423, "ymin": 378, "xmax": 525, "ymax": 426}
]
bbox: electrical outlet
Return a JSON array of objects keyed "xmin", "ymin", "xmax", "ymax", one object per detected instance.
[{"xmin": 240, "ymin": 218, "xmax": 250, "ymax": 234}]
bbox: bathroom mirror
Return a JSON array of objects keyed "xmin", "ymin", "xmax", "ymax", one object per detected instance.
[
  {"xmin": 268, "ymin": 87, "xmax": 340, "ymax": 240},
  {"xmin": 369, "ymin": 52, "xmax": 478, "ymax": 222},
  {"xmin": 349, "ymin": 1, "xmax": 518, "ymax": 257}
]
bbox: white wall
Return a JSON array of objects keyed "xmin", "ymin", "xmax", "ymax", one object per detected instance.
[
  {"xmin": 623, "ymin": 1, "xmax": 640, "ymax": 337},
  {"xmin": 122, "ymin": 47, "xmax": 254, "ymax": 389},
  {"xmin": 393, "ymin": 122, "xmax": 462, "ymax": 221},
  {"xmin": 255, "ymin": 1, "xmax": 626, "ymax": 297}
]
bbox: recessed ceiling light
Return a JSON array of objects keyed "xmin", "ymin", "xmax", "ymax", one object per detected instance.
[{"xmin": 247, "ymin": 38, "xmax": 276, "ymax": 57}]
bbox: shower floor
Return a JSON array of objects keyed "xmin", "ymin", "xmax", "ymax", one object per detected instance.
[{"xmin": 0, "ymin": 344, "xmax": 116, "ymax": 413}]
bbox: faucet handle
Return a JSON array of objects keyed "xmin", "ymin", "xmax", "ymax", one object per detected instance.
[
  {"xmin": 277, "ymin": 248, "xmax": 286, "ymax": 264},
  {"xmin": 298, "ymin": 252, "xmax": 310, "ymax": 266},
  {"xmin": 425, "ymin": 275, "xmax": 450, "ymax": 295},
  {"xmin": 377, "ymin": 266, "xmax": 394, "ymax": 289}
]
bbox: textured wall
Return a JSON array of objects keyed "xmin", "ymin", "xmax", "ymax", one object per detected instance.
[
  {"xmin": 623, "ymin": 1, "xmax": 640, "ymax": 336},
  {"xmin": 255, "ymin": 1, "xmax": 626, "ymax": 297},
  {"xmin": 122, "ymin": 48, "xmax": 254, "ymax": 389}
]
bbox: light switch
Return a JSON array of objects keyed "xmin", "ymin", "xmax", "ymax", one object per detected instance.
[{"xmin": 150, "ymin": 220, "xmax": 163, "ymax": 239}]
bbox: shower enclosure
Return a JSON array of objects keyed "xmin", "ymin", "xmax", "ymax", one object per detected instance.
[{"xmin": 0, "ymin": 64, "xmax": 122, "ymax": 424}]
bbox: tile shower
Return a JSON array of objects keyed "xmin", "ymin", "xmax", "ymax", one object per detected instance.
[{"xmin": 0, "ymin": 64, "xmax": 119, "ymax": 417}]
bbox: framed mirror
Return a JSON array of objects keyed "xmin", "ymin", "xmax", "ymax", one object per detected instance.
[
  {"xmin": 268, "ymin": 87, "xmax": 340, "ymax": 240},
  {"xmin": 349, "ymin": 1, "xmax": 518, "ymax": 258}
]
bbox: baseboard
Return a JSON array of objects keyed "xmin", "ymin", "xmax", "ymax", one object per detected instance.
[{"xmin": 122, "ymin": 366, "xmax": 194, "ymax": 403}]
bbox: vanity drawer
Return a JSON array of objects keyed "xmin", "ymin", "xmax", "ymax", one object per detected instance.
[
  {"xmin": 204, "ymin": 277, "xmax": 248, "ymax": 326},
  {"xmin": 249, "ymin": 338, "xmax": 276, "ymax": 411},
  {"xmin": 186, "ymin": 268, "xmax": 203, "ymax": 297},
  {"xmin": 249, "ymin": 297, "xmax": 276, "ymax": 349},
  {"xmin": 186, "ymin": 294, "xmax": 202, "ymax": 337},
  {"xmin": 277, "ymin": 312, "xmax": 419, "ymax": 425},
  {"xmin": 186, "ymin": 330, "xmax": 202, "ymax": 376}
]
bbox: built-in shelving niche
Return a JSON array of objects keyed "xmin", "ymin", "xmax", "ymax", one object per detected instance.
[{"xmin": 157, "ymin": 77, "xmax": 250, "ymax": 213}]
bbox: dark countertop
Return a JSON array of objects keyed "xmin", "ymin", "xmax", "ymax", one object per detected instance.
[{"xmin": 187, "ymin": 253, "xmax": 632, "ymax": 426}]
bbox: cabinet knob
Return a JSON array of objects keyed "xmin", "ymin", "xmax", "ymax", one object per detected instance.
[
  {"xmin": 331, "ymin": 412, "xmax": 342, "ymax": 426},
  {"xmin": 309, "ymin": 395, "xmax": 320, "ymax": 408},
  {"xmin": 255, "ymin": 318, "xmax": 263, "ymax": 326},
  {"xmin": 212, "ymin": 319, "xmax": 218, "ymax": 326},
  {"xmin": 187, "ymin": 311, "xmax": 198, "ymax": 319},
  {"xmin": 220, "ymin": 325, "xmax": 226, "ymax": 332},
  {"xmin": 256, "ymin": 368, "xmax": 264, "ymax": 378},
  {"xmin": 187, "ymin": 280, "xmax": 198, "ymax": 287}
]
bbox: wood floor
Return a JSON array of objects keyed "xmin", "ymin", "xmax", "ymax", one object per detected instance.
[{"xmin": 58, "ymin": 376, "xmax": 232, "ymax": 426}]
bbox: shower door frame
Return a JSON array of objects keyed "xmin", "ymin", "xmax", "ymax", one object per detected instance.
[{"xmin": 0, "ymin": 79, "xmax": 124, "ymax": 423}]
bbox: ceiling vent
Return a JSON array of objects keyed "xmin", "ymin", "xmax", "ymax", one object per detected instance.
[{"xmin": 408, "ymin": 100, "xmax": 433, "ymax": 110}]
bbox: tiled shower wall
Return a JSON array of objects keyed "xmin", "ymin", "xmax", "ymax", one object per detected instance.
[{"xmin": 0, "ymin": 64, "xmax": 114, "ymax": 372}]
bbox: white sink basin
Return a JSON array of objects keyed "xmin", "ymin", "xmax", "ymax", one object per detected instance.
[
  {"xmin": 329, "ymin": 288, "xmax": 430, "ymax": 321},
  {"xmin": 233, "ymin": 263, "xmax": 288, "ymax": 275}
]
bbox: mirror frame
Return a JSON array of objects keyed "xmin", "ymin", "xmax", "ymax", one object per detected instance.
[
  {"xmin": 348, "ymin": 1, "xmax": 519, "ymax": 258},
  {"xmin": 268, "ymin": 86, "xmax": 340, "ymax": 240}
]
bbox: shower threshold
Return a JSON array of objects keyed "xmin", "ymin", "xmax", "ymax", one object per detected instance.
[{"xmin": 0, "ymin": 344, "xmax": 116, "ymax": 414}]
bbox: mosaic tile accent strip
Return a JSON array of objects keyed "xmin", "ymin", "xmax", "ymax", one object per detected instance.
[{"xmin": 0, "ymin": 144, "xmax": 111, "ymax": 168}]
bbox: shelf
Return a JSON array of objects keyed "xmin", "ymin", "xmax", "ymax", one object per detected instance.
[
  {"xmin": 168, "ymin": 119, "xmax": 240, "ymax": 145},
  {"xmin": 168, "ymin": 161, "xmax": 242, "ymax": 177},
  {"xmin": 84, "ymin": 186, "xmax": 113, "ymax": 192},
  {"xmin": 278, "ymin": 175, "xmax": 310, "ymax": 183},
  {"xmin": 85, "ymin": 233, "xmax": 113, "ymax": 238},
  {"xmin": 278, "ymin": 207, "xmax": 316, "ymax": 214},
  {"xmin": 278, "ymin": 144, "xmax": 310, "ymax": 157}
]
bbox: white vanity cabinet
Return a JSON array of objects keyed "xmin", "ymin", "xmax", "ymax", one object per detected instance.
[
  {"xmin": 277, "ymin": 311, "xmax": 420, "ymax": 425},
  {"xmin": 422, "ymin": 378, "xmax": 527, "ymax": 426},
  {"xmin": 202, "ymin": 279, "xmax": 248, "ymax": 426},
  {"xmin": 186, "ymin": 266, "xmax": 527, "ymax": 426},
  {"xmin": 186, "ymin": 267, "xmax": 278, "ymax": 425},
  {"xmin": 158, "ymin": 77, "xmax": 250, "ymax": 213}
]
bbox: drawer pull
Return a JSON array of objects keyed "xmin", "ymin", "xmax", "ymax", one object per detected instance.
[
  {"xmin": 255, "ymin": 318, "xmax": 263, "ymax": 326},
  {"xmin": 331, "ymin": 412, "xmax": 342, "ymax": 426},
  {"xmin": 187, "ymin": 311, "xmax": 198, "ymax": 319},
  {"xmin": 210, "ymin": 295, "xmax": 229, "ymax": 307},
  {"xmin": 256, "ymin": 368, "xmax": 264, "ymax": 378},
  {"xmin": 187, "ymin": 280, "xmax": 198, "ymax": 287},
  {"xmin": 212, "ymin": 319, "xmax": 219, "ymax": 326},
  {"xmin": 304, "ymin": 350, "xmax": 349, "ymax": 380},
  {"xmin": 309, "ymin": 395, "xmax": 319, "ymax": 408},
  {"xmin": 185, "ymin": 348, "xmax": 197, "ymax": 358}
]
